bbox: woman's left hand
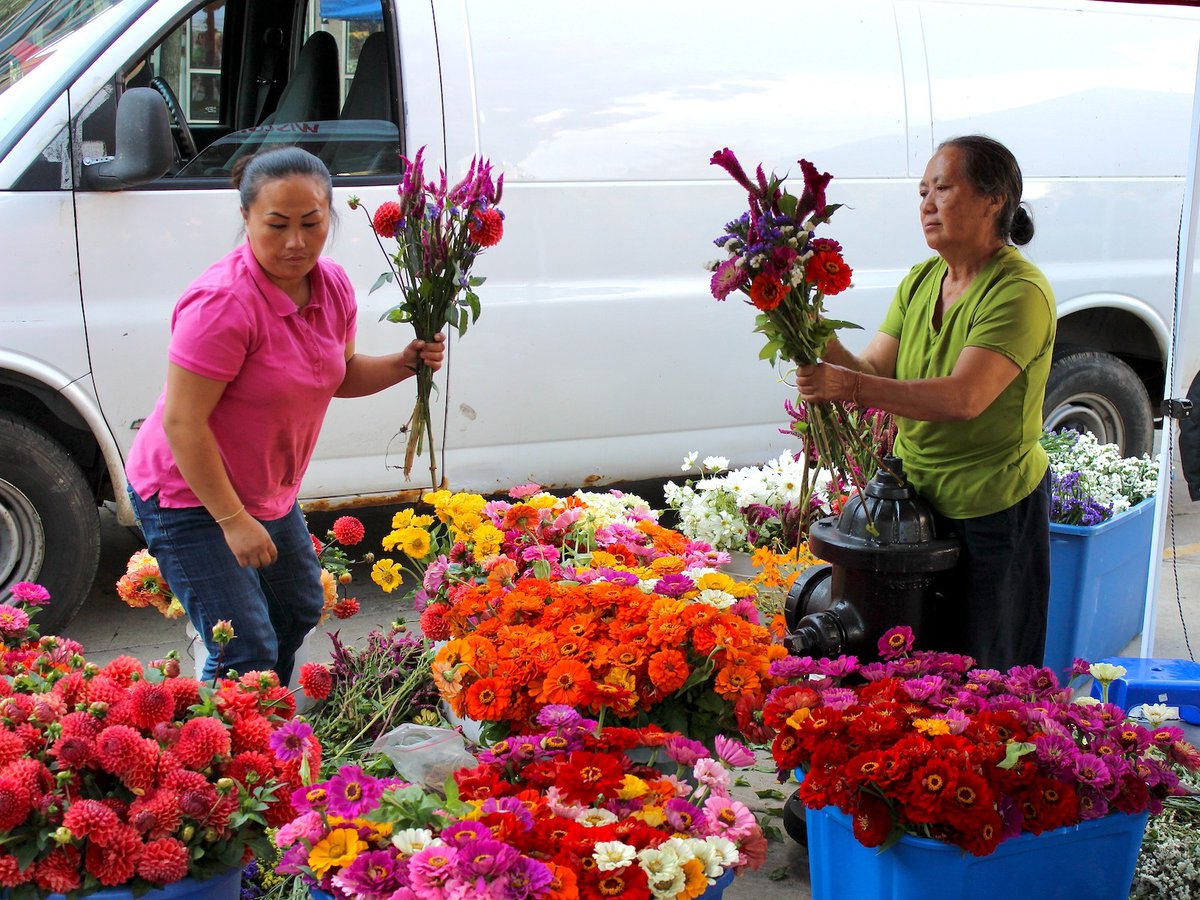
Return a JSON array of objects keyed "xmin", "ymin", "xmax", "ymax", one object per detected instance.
[
  {"xmin": 404, "ymin": 333, "xmax": 446, "ymax": 374},
  {"xmin": 796, "ymin": 362, "xmax": 854, "ymax": 402}
]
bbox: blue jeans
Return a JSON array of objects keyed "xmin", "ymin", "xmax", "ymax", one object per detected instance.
[{"xmin": 128, "ymin": 487, "xmax": 324, "ymax": 683}]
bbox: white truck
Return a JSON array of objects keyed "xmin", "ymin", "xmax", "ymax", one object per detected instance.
[{"xmin": 3, "ymin": 0, "xmax": 1200, "ymax": 630}]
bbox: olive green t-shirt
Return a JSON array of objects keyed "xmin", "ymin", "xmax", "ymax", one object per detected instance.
[{"xmin": 879, "ymin": 245, "xmax": 1056, "ymax": 519}]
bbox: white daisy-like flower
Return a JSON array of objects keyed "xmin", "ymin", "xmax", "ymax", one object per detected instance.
[
  {"xmin": 1073, "ymin": 695, "xmax": 1101, "ymax": 707},
  {"xmin": 1089, "ymin": 662, "xmax": 1128, "ymax": 683},
  {"xmin": 695, "ymin": 588, "xmax": 736, "ymax": 610},
  {"xmin": 391, "ymin": 828, "xmax": 437, "ymax": 854},
  {"xmin": 576, "ymin": 807, "xmax": 619, "ymax": 827},
  {"xmin": 593, "ymin": 841, "xmax": 637, "ymax": 871},
  {"xmin": 1140, "ymin": 703, "xmax": 1175, "ymax": 727},
  {"xmin": 703, "ymin": 834, "xmax": 741, "ymax": 868},
  {"xmin": 681, "ymin": 451, "xmax": 699, "ymax": 471},
  {"xmin": 702, "ymin": 455, "xmax": 730, "ymax": 473}
]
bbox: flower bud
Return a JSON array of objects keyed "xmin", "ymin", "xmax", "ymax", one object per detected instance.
[
  {"xmin": 181, "ymin": 824, "xmax": 196, "ymax": 842},
  {"xmin": 211, "ymin": 620, "xmax": 236, "ymax": 645},
  {"xmin": 338, "ymin": 572, "xmax": 353, "ymax": 585},
  {"xmin": 52, "ymin": 826, "xmax": 73, "ymax": 846},
  {"xmin": 216, "ymin": 777, "xmax": 236, "ymax": 794}
]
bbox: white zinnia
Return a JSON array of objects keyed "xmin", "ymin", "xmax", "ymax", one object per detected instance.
[
  {"xmin": 391, "ymin": 828, "xmax": 437, "ymax": 854},
  {"xmin": 575, "ymin": 807, "xmax": 619, "ymax": 827},
  {"xmin": 593, "ymin": 841, "xmax": 637, "ymax": 871}
]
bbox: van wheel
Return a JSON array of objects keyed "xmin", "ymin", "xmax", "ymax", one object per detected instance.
[
  {"xmin": 1042, "ymin": 350, "xmax": 1153, "ymax": 458},
  {"xmin": 0, "ymin": 413, "xmax": 98, "ymax": 633}
]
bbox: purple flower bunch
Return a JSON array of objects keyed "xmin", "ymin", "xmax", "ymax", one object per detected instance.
[{"xmin": 1050, "ymin": 470, "xmax": 1114, "ymax": 526}]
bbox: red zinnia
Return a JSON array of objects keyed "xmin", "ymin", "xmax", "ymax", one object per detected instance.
[
  {"xmin": 372, "ymin": 201, "xmax": 402, "ymax": 238},
  {"xmin": 136, "ymin": 837, "xmax": 189, "ymax": 885},
  {"xmin": 297, "ymin": 663, "xmax": 333, "ymax": 701},
  {"xmin": 331, "ymin": 516, "xmax": 366, "ymax": 546},
  {"xmin": 556, "ymin": 750, "xmax": 626, "ymax": 805},
  {"xmin": 468, "ymin": 207, "xmax": 504, "ymax": 247},
  {"xmin": 332, "ymin": 597, "xmax": 360, "ymax": 619},
  {"xmin": 806, "ymin": 250, "xmax": 853, "ymax": 295},
  {"xmin": 749, "ymin": 273, "xmax": 786, "ymax": 311},
  {"xmin": 419, "ymin": 604, "xmax": 452, "ymax": 641}
]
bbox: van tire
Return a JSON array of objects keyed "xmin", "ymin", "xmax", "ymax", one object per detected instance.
[
  {"xmin": 1042, "ymin": 350, "xmax": 1154, "ymax": 458},
  {"xmin": 0, "ymin": 413, "xmax": 98, "ymax": 632}
]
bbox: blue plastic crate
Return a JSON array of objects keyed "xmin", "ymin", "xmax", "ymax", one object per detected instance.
[
  {"xmin": 1088, "ymin": 656, "xmax": 1200, "ymax": 710},
  {"xmin": 807, "ymin": 803, "xmax": 1147, "ymax": 900},
  {"xmin": 1043, "ymin": 496, "xmax": 1156, "ymax": 677}
]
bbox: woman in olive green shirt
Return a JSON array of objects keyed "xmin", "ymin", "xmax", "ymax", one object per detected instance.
[{"xmin": 797, "ymin": 135, "xmax": 1055, "ymax": 671}]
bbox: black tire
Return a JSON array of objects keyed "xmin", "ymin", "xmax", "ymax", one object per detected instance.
[
  {"xmin": 0, "ymin": 413, "xmax": 99, "ymax": 633},
  {"xmin": 783, "ymin": 788, "xmax": 809, "ymax": 846},
  {"xmin": 1042, "ymin": 350, "xmax": 1154, "ymax": 458}
]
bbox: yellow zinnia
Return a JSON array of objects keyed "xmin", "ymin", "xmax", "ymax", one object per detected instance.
[
  {"xmin": 308, "ymin": 827, "xmax": 368, "ymax": 877},
  {"xmin": 398, "ymin": 527, "xmax": 432, "ymax": 558},
  {"xmin": 371, "ymin": 558, "xmax": 404, "ymax": 593},
  {"xmin": 471, "ymin": 523, "xmax": 504, "ymax": 559},
  {"xmin": 391, "ymin": 508, "xmax": 415, "ymax": 530},
  {"xmin": 913, "ymin": 717, "xmax": 951, "ymax": 736},
  {"xmin": 618, "ymin": 774, "xmax": 649, "ymax": 801}
]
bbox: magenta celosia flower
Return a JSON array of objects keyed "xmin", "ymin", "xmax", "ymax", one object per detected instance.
[
  {"xmin": 9, "ymin": 582, "xmax": 50, "ymax": 606},
  {"xmin": 714, "ymin": 735, "xmax": 755, "ymax": 769},
  {"xmin": 326, "ymin": 765, "xmax": 384, "ymax": 819},
  {"xmin": 332, "ymin": 849, "xmax": 407, "ymax": 897},
  {"xmin": 268, "ymin": 720, "xmax": 313, "ymax": 763}
]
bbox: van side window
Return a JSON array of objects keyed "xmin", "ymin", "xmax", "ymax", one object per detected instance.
[{"xmin": 65, "ymin": 0, "xmax": 400, "ymax": 188}]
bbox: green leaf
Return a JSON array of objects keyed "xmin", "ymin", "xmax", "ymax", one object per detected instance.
[
  {"xmin": 532, "ymin": 559, "xmax": 552, "ymax": 580},
  {"xmin": 758, "ymin": 340, "xmax": 783, "ymax": 362},
  {"xmin": 756, "ymin": 788, "xmax": 787, "ymax": 800},
  {"xmin": 369, "ymin": 271, "xmax": 394, "ymax": 294},
  {"xmin": 768, "ymin": 866, "xmax": 791, "ymax": 882},
  {"xmin": 466, "ymin": 292, "xmax": 482, "ymax": 322},
  {"xmin": 382, "ymin": 306, "xmax": 410, "ymax": 324},
  {"xmin": 778, "ymin": 192, "xmax": 798, "ymax": 219},
  {"xmin": 468, "ymin": 275, "xmax": 487, "ymax": 287},
  {"xmin": 822, "ymin": 318, "xmax": 863, "ymax": 332},
  {"xmin": 999, "ymin": 741, "xmax": 1036, "ymax": 769}
]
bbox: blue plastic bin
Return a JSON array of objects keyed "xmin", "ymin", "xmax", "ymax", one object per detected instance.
[
  {"xmin": 1088, "ymin": 656, "xmax": 1200, "ymax": 709},
  {"xmin": 1043, "ymin": 496, "xmax": 1156, "ymax": 677},
  {"xmin": 806, "ymin": 803, "xmax": 1147, "ymax": 900}
]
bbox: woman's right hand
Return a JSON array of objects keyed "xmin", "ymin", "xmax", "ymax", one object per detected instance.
[{"xmin": 220, "ymin": 513, "xmax": 278, "ymax": 568}]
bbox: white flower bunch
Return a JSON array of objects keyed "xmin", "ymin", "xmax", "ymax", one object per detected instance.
[
  {"xmin": 570, "ymin": 489, "xmax": 656, "ymax": 528},
  {"xmin": 1043, "ymin": 430, "xmax": 1159, "ymax": 515},
  {"xmin": 663, "ymin": 451, "xmax": 833, "ymax": 552}
]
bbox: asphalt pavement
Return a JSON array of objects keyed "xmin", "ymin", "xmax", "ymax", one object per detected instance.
[{"xmin": 59, "ymin": 465, "xmax": 1200, "ymax": 900}]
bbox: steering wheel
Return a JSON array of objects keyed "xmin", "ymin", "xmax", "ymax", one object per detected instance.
[{"xmin": 149, "ymin": 76, "xmax": 198, "ymax": 159}]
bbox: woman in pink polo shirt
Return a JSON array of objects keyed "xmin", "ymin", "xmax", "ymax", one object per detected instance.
[{"xmin": 126, "ymin": 147, "xmax": 444, "ymax": 682}]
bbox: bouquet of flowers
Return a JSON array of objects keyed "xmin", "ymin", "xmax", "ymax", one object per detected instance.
[
  {"xmin": 430, "ymin": 575, "xmax": 784, "ymax": 745},
  {"xmin": 276, "ymin": 712, "xmax": 765, "ymax": 900},
  {"xmin": 764, "ymin": 627, "xmax": 1200, "ymax": 857},
  {"xmin": 0, "ymin": 584, "xmax": 318, "ymax": 896},
  {"xmin": 115, "ymin": 549, "xmax": 183, "ymax": 619},
  {"xmin": 351, "ymin": 148, "xmax": 504, "ymax": 487},
  {"xmin": 708, "ymin": 148, "xmax": 870, "ymax": 507},
  {"xmin": 1042, "ymin": 429, "xmax": 1159, "ymax": 525}
]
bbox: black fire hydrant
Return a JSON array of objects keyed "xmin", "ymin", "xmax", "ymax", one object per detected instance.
[{"xmin": 783, "ymin": 455, "xmax": 960, "ymax": 661}]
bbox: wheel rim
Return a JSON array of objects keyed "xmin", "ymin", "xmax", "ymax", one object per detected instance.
[
  {"xmin": 0, "ymin": 477, "xmax": 45, "ymax": 591},
  {"xmin": 1043, "ymin": 391, "xmax": 1126, "ymax": 447}
]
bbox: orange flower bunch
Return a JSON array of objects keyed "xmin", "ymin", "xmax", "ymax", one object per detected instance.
[
  {"xmin": 431, "ymin": 577, "xmax": 788, "ymax": 745},
  {"xmin": 115, "ymin": 549, "xmax": 184, "ymax": 619}
]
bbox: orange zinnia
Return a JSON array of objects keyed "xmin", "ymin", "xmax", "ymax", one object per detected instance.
[
  {"xmin": 714, "ymin": 664, "xmax": 762, "ymax": 698},
  {"xmin": 749, "ymin": 273, "xmax": 786, "ymax": 310},
  {"xmin": 464, "ymin": 676, "xmax": 513, "ymax": 721},
  {"xmin": 647, "ymin": 648, "xmax": 690, "ymax": 694},
  {"xmin": 537, "ymin": 659, "xmax": 592, "ymax": 706}
]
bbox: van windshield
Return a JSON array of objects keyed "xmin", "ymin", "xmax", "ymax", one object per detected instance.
[{"xmin": 0, "ymin": 0, "xmax": 122, "ymax": 99}]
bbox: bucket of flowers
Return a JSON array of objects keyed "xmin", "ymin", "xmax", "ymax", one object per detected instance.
[
  {"xmin": 0, "ymin": 584, "xmax": 318, "ymax": 898},
  {"xmin": 429, "ymin": 574, "xmax": 786, "ymax": 747},
  {"xmin": 275, "ymin": 710, "xmax": 764, "ymax": 899},
  {"xmin": 763, "ymin": 626, "xmax": 1200, "ymax": 900}
]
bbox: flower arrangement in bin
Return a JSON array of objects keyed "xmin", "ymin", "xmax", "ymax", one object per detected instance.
[
  {"xmin": 350, "ymin": 147, "xmax": 504, "ymax": 487},
  {"xmin": 764, "ymin": 626, "xmax": 1200, "ymax": 857},
  {"xmin": 430, "ymin": 576, "xmax": 786, "ymax": 745},
  {"xmin": 275, "ymin": 710, "xmax": 764, "ymax": 899},
  {"xmin": 1041, "ymin": 429, "xmax": 1159, "ymax": 525},
  {"xmin": 369, "ymin": 485, "xmax": 725, "ymax": 620},
  {"xmin": 708, "ymin": 148, "xmax": 871, "ymax": 507},
  {"xmin": 0, "ymin": 585, "xmax": 319, "ymax": 896}
]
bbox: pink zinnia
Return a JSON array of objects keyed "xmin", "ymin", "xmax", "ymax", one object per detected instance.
[
  {"xmin": 8, "ymin": 582, "xmax": 50, "ymax": 606},
  {"xmin": 702, "ymin": 795, "xmax": 758, "ymax": 840},
  {"xmin": 0, "ymin": 607, "xmax": 29, "ymax": 636},
  {"xmin": 407, "ymin": 844, "xmax": 459, "ymax": 892},
  {"xmin": 714, "ymin": 734, "xmax": 756, "ymax": 769},
  {"xmin": 508, "ymin": 483, "xmax": 541, "ymax": 499},
  {"xmin": 710, "ymin": 258, "xmax": 747, "ymax": 300}
]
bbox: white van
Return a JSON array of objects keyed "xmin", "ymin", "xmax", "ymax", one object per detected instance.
[{"xmin": 3, "ymin": 0, "xmax": 1200, "ymax": 629}]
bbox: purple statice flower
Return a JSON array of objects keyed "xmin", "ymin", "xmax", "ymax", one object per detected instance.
[
  {"xmin": 536, "ymin": 704, "xmax": 584, "ymax": 730},
  {"xmin": 326, "ymin": 765, "xmax": 384, "ymax": 819},
  {"xmin": 1050, "ymin": 471, "xmax": 1114, "ymax": 526},
  {"xmin": 816, "ymin": 655, "xmax": 859, "ymax": 678},
  {"xmin": 901, "ymin": 675, "xmax": 947, "ymax": 703},
  {"xmin": 652, "ymin": 573, "xmax": 696, "ymax": 598},
  {"xmin": 664, "ymin": 735, "xmax": 710, "ymax": 767},
  {"xmin": 269, "ymin": 719, "xmax": 314, "ymax": 763},
  {"xmin": 407, "ymin": 844, "xmax": 459, "ymax": 893},
  {"xmin": 1071, "ymin": 752, "xmax": 1113, "ymax": 789},
  {"xmin": 332, "ymin": 850, "xmax": 408, "ymax": 897},
  {"xmin": 455, "ymin": 838, "xmax": 520, "ymax": 880}
]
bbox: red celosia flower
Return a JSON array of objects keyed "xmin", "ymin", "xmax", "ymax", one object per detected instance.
[
  {"xmin": 331, "ymin": 515, "xmax": 366, "ymax": 545},
  {"xmin": 806, "ymin": 250, "xmax": 853, "ymax": 295},
  {"xmin": 332, "ymin": 597, "xmax": 360, "ymax": 619},
  {"xmin": 749, "ymin": 273, "xmax": 786, "ymax": 311},
  {"xmin": 468, "ymin": 207, "xmax": 504, "ymax": 246},
  {"xmin": 136, "ymin": 837, "xmax": 189, "ymax": 885},
  {"xmin": 372, "ymin": 201, "xmax": 402, "ymax": 238},
  {"xmin": 34, "ymin": 847, "xmax": 82, "ymax": 894},
  {"xmin": 173, "ymin": 717, "xmax": 232, "ymax": 769},
  {"xmin": 297, "ymin": 663, "xmax": 333, "ymax": 701}
]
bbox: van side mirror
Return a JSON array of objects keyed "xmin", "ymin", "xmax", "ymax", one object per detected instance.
[{"xmin": 81, "ymin": 88, "xmax": 174, "ymax": 191}]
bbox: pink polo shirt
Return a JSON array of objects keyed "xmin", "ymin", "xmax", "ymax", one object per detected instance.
[{"xmin": 126, "ymin": 242, "xmax": 357, "ymax": 520}]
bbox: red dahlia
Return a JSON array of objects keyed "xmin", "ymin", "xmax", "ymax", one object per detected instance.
[
  {"xmin": 372, "ymin": 201, "xmax": 403, "ymax": 238},
  {"xmin": 136, "ymin": 837, "xmax": 190, "ymax": 885},
  {"xmin": 468, "ymin": 207, "xmax": 504, "ymax": 247},
  {"xmin": 298, "ymin": 663, "xmax": 333, "ymax": 701},
  {"xmin": 34, "ymin": 847, "xmax": 82, "ymax": 894},
  {"xmin": 84, "ymin": 823, "xmax": 140, "ymax": 886},
  {"xmin": 174, "ymin": 717, "xmax": 232, "ymax": 769},
  {"xmin": 129, "ymin": 681, "xmax": 175, "ymax": 731},
  {"xmin": 0, "ymin": 776, "xmax": 32, "ymax": 831},
  {"xmin": 333, "ymin": 597, "xmax": 361, "ymax": 619},
  {"xmin": 331, "ymin": 515, "xmax": 366, "ymax": 545},
  {"xmin": 62, "ymin": 798, "xmax": 119, "ymax": 839}
]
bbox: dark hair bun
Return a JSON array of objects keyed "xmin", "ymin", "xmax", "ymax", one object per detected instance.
[{"xmin": 1010, "ymin": 204, "xmax": 1035, "ymax": 246}]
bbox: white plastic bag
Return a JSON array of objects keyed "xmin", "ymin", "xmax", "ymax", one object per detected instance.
[{"xmin": 369, "ymin": 723, "xmax": 477, "ymax": 790}]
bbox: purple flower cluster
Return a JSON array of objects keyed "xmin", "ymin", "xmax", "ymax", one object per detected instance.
[{"xmin": 1050, "ymin": 470, "xmax": 1113, "ymax": 526}]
